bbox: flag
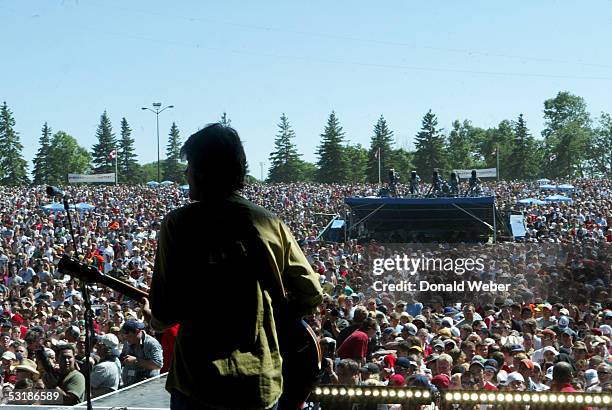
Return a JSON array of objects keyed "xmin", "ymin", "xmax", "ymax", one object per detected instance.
[
  {"xmin": 108, "ymin": 149, "xmax": 117, "ymax": 160},
  {"xmin": 374, "ymin": 147, "xmax": 380, "ymax": 159},
  {"xmin": 491, "ymin": 147, "xmax": 498, "ymax": 156}
]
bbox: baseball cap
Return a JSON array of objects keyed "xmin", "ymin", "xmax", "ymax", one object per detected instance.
[
  {"xmin": 507, "ymin": 372, "xmax": 525, "ymax": 384},
  {"xmin": 403, "ymin": 323, "xmax": 418, "ymax": 336},
  {"xmin": 558, "ymin": 316, "xmax": 570, "ymax": 328},
  {"xmin": 121, "ymin": 320, "xmax": 145, "ymax": 333},
  {"xmin": 359, "ymin": 362, "xmax": 380, "ymax": 374}
]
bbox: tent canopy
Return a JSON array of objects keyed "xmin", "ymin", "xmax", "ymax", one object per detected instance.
[
  {"xmin": 544, "ymin": 194, "xmax": 573, "ymax": 203},
  {"xmin": 517, "ymin": 198, "xmax": 546, "ymax": 205},
  {"xmin": 146, "ymin": 181, "xmax": 160, "ymax": 187},
  {"xmin": 537, "ymin": 178, "xmax": 551, "ymax": 184},
  {"xmin": 160, "ymin": 180, "xmax": 174, "ymax": 186},
  {"xmin": 557, "ymin": 184, "xmax": 575, "ymax": 191},
  {"xmin": 539, "ymin": 184, "xmax": 557, "ymax": 190}
]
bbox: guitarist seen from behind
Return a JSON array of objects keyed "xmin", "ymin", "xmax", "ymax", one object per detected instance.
[{"xmin": 149, "ymin": 123, "xmax": 323, "ymax": 410}]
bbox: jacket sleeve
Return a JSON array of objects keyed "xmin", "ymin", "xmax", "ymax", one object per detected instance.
[
  {"xmin": 149, "ymin": 215, "xmax": 178, "ymax": 332},
  {"xmin": 279, "ymin": 221, "xmax": 323, "ymax": 316}
]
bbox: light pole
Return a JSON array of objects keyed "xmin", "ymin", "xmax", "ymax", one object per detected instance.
[{"xmin": 141, "ymin": 102, "xmax": 174, "ymax": 183}]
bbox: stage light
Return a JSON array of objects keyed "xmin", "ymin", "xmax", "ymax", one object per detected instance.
[
  {"xmin": 575, "ymin": 395, "xmax": 584, "ymax": 403},
  {"xmin": 585, "ymin": 395, "xmax": 593, "ymax": 404},
  {"xmin": 331, "ymin": 388, "xmax": 338, "ymax": 396},
  {"xmin": 593, "ymin": 396, "xmax": 602, "ymax": 405},
  {"xmin": 397, "ymin": 390, "xmax": 405, "ymax": 398},
  {"xmin": 347, "ymin": 388, "xmax": 355, "ymax": 396},
  {"xmin": 603, "ymin": 396, "xmax": 611, "ymax": 405}
]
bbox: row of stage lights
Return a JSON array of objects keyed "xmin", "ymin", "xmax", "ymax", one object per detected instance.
[
  {"xmin": 311, "ymin": 386, "xmax": 612, "ymax": 407},
  {"xmin": 444, "ymin": 391, "xmax": 611, "ymax": 406}
]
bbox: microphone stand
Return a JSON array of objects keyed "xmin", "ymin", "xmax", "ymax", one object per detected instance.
[{"xmin": 61, "ymin": 192, "xmax": 93, "ymax": 410}]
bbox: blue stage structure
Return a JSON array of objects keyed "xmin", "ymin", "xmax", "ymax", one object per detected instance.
[{"xmin": 344, "ymin": 196, "xmax": 497, "ymax": 243}]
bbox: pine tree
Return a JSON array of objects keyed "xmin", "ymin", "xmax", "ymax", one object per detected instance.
[
  {"xmin": 412, "ymin": 110, "xmax": 447, "ymax": 177},
  {"xmin": 366, "ymin": 115, "xmax": 395, "ymax": 183},
  {"xmin": 220, "ymin": 112, "xmax": 232, "ymax": 127},
  {"xmin": 267, "ymin": 113, "xmax": 302, "ymax": 183},
  {"xmin": 508, "ymin": 114, "xmax": 539, "ymax": 180},
  {"xmin": 91, "ymin": 111, "xmax": 117, "ymax": 174},
  {"xmin": 316, "ymin": 111, "xmax": 348, "ymax": 183},
  {"xmin": 118, "ymin": 117, "xmax": 139, "ymax": 184},
  {"xmin": 32, "ymin": 122, "xmax": 53, "ymax": 185},
  {"xmin": 446, "ymin": 120, "xmax": 475, "ymax": 170},
  {"xmin": 163, "ymin": 122, "xmax": 183, "ymax": 182},
  {"xmin": 0, "ymin": 102, "xmax": 29, "ymax": 185}
]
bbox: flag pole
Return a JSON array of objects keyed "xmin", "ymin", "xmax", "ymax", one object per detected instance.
[
  {"xmin": 115, "ymin": 146, "xmax": 118, "ymax": 185},
  {"xmin": 496, "ymin": 144, "xmax": 500, "ymax": 181},
  {"xmin": 378, "ymin": 147, "xmax": 381, "ymax": 186}
]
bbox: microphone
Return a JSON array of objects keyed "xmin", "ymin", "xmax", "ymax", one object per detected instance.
[{"xmin": 46, "ymin": 186, "xmax": 67, "ymax": 198}]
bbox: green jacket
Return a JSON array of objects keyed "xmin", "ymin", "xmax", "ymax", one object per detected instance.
[{"xmin": 150, "ymin": 194, "xmax": 322, "ymax": 409}]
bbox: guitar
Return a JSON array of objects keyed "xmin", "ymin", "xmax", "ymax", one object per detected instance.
[
  {"xmin": 59, "ymin": 254, "xmax": 321, "ymax": 409},
  {"xmin": 275, "ymin": 308, "xmax": 321, "ymax": 410}
]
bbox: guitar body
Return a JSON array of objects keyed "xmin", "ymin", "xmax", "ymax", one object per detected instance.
[{"xmin": 276, "ymin": 316, "xmax": 321, "ymax": 410}]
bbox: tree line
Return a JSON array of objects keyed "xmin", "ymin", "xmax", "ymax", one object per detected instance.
[
  {"xmin": 0, "ymin": 92, "xmax": 610, "ymax": 186},
  {"xmin": 267, "ymin": 91, "xmax": 611, "ymax": 183},
  {"xmin": 0, "ymin": 104, "xmax": 187, "ymax": 185}
]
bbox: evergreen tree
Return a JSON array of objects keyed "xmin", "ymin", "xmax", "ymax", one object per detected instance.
[
  {"xmin": 32, "ymin": 122, "xmax": 53, "ymax": 185},
  {"xmin": 47, "ymin": 131, "xmax": 91, "ymax": 185},
  {"xmin": 163, "ymin": 122, "xmax": 184, "ymax": 182},
  {"xmin": 267, "ymin": 113, "xmax": 302, "ymax": 183},
  {"xmin": 508, "ymin": 114, "xmax": 539, "ymax": 180},
  {"xmin": 0, "ymin": 102, "xmax": 29, "ymax": 185},
  {"xmin": 91, "ymin": 111, "xmax": 117, "ymax": 174},
  {"xmin": 366, "ymin": 115, "xmax": 395, "ymax": 183},
  {"xmin": 412, "ymin": 110, "xmax": 447, "ymax": 177},
  {"xmin": 316, "ymin": 111, "xmax": 349, "ymax": 183},
  {"xmin": 118, "ymin": 117, "xmax": 140, "ymax": 184},
  {"xmin": 220, "ymin": 112, "xmax": 232, "ymax": 127},
  {"xmin": 345, "ymin": 144, "xmax": 368, "ymax": 183},
  {"xmin": 446, "ymin": 120, "xmax": 475, "ymax": 170}
]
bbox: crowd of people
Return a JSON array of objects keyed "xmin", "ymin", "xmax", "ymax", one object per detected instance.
[{"xmin": 0, "ymin": 177, "xmax": 609, "ymax": 406}]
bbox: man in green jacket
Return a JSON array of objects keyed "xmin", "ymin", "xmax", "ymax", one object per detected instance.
[{"xmin": 150, "ymin": 123, "xmax": 323, "ymax": 410}]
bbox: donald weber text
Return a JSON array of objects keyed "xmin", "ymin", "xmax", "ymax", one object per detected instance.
[{"xmin": 372, "ymin": 280, "xmax": 511, "ymax": 293}]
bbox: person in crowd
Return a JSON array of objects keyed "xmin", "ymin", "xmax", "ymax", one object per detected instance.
[{"xmin": 119, "ymin": 320, "xmax": 162, "ymax": 387}]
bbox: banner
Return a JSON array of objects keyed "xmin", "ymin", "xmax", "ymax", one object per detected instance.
[
  {"xmin": 454, "ymin": 168, "xmax": 497, "ymax": 179},
  {"xmin": 68, "ymin": 173, "xmax": 116, "ymax": 183}
]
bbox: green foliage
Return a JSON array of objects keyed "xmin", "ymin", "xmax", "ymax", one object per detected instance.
[
  {"xmin": 316, "ymin": 111, "xmax": 349, "ymax": 183},
  {"xmin": 412, "ymin": 109, "xmax": 447, "ymax": 177},
  {"xmin": 32, "ymin": 122, "xmax": 53, "ymax": 185},
  {"xmin": 118, "ymin": 117, "xmax": 140, "ymax": 184},
  {"xmin": 542, "ymin": 92, "xmax": 592, "ymax": 178},
  {"xmin": 507, "ymin": 114, "xmax": 539, "ymax": 180},
  {"xmin": 446, "ymin": 120, "xmax": 476, "ymax": 170},
  {"xmin": 267, "ymin": 113, "xmax": 302, "ymax": 182},
  {"xmin": 163, "ymin": 122, "xmax": 185, "ymax": 183},
  {"xmin": 0, "ymin": 102, "xmax": 29, "ymax": 185},
  {"xmin": 345, "ymin": 144, "xmax": 368, "ymax": 183},
  {"xmin": 472, "ymin": 120, "xmax": 514, "ymax": 179},
  {"xmin": 366, "ymin": 115, "xmax": 395, "ymax": 183},
  {"xmin": 91, "ymin": 111, "xmax": 117, "ymax": 174},
  {"xmin": 298, "ymin": 161, "xmax": 318, "ymax": 182},
  {"xmin": 389, "ymin": 148, "xmax": 414, "ymax": 181},
  {"xmin": 589, "ymin": 113, "xmax": 612, "ymax": 177},
  {"xmin": 46, "ymin": 131, "xmax": 91, "ymax": 185}
]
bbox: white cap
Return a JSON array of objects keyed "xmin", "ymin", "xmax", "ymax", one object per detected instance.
[{"xmin": 507, "ymin": 372, "xmax": 525, "ymax": 384}]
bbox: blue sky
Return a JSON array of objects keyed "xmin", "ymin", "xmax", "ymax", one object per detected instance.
[{"xmin": 2, "ymin": 0, "xmax": 611, "ymax": 179}]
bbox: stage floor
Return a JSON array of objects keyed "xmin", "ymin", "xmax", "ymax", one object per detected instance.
[{"xmin": 0, "ymin": 374, "xmax": 171, "ymax": 410}]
